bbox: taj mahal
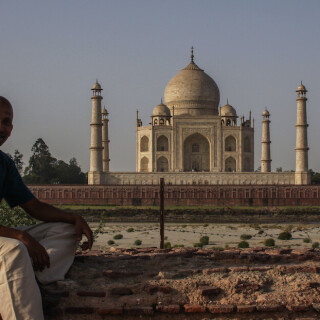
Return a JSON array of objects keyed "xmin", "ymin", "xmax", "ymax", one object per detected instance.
[{"xmin": 88, "ymin": 49, "xmax": 310, "ymax": 186}]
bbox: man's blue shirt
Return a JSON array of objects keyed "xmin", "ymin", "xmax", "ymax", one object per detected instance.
[{"xmin": 0, "ymin": 150, "xmax": 34, "ymax": 207}]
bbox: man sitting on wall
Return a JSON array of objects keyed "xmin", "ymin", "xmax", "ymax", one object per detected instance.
[{"xmin": 0, "ymin": 96, "xmax": 93, "ymax": 320}]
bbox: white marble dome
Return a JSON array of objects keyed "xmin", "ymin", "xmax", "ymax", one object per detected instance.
[{"xmin": 164, "ymin": 57, "xmax": 220, "ymax": 116}]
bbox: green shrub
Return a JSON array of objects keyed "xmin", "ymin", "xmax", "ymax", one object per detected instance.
[
  {"xmin": 225, "ymin": 244, "xmax": 229, "ymax": 249},
  {"xmin": 0, "ymin": 202, "xmax": 37, "ymax": 227},
  {"xmin": 127, "ymin": 228, "xmax": 134, "ymax": 232},
  {"xmin": 258, "ymin": 230, "xmax": 264, "ymax": 235},
  {"xmin": 134, "ymin": 239, "xmax": 142, "ymax": 246},
  {"xmin": 164, "ymin": 236, "xmax": 168, "ymax": 240},
  {"xmin": 173, "ymin": 244, "xmax": 184, "ymax": 248},
  {"xmin": 212, "ymin": 247, "xmax": 224, "ymax": 251},
  {"xmin": 278, "ymin": 232, "xmax": 292, "ymax": 240},
  {"xmin": 240, "ymin": 234, "xmax": 252, "ymax": 240},
  {"xmin": 164, "ymin": 242, "xmax": 171, "ymax": 249},
  {"xmin": 193, "ymin": 242, "xmax": 203, "ymax": 248},
  {"xmin": 264, "ymin": 238, "xmax": 275, "ymax": 247},
  {"xmin": 107, "ymin": 240, "xmax": 115, "ymax": 245},
  {"xmin": 238, "ymin": 241, "xmax": 249, "ymax": 248},
  {"xmin": 182, "ymin": 225, "xmax": 187, "ymax": 228},
  {"xmin": 113, "ymin": 234, "xmax": 123, "ymax": 240},
  {"xmin": 200, "ymin": 236, "xmax": 209, "ymax": 245},
  {"xmin": 312, "ymin": 242, "xmax": 319, "ymax": 248},
  {"xmin": 203, "ymin": 224, "xmax": 209, "ymax": 227},
  {"xmin": 303, "ymin": 238, "xmax": 311, "ymax": 243}
]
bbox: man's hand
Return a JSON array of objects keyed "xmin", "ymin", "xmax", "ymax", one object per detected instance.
[
  {"xmin": 74, "ymin": 215, "xmax": 93, "ymax": 250},
  {"xmin": 20, "ymin": 231, "xmax": 50, "ymax": 271}
]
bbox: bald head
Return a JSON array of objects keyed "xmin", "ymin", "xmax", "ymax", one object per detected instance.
[{"xmin": 0, "ymin": 96, "xmax": 13, "ymax": 146}]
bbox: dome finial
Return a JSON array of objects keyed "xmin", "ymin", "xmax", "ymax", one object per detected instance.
[
  {"xmin": 191, "ymin": 46, "xmax": 194, "ymax": 63},
  {"xmin": 227, "ymin": 98, "xmax": 229, "ymax": 104},
  {"xmin": 161, "ymin": 97, "xmax": 163, "ymax": 104}
]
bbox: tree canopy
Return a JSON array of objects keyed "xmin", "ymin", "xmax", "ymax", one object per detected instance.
[{"xmin": 23, "ymin": 138, "xmax": 86, "ymax": 184}]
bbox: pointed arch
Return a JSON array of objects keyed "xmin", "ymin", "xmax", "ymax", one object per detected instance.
[
  {"xmin": 157, "ymin": 135, "xmax": 168, "ymax": 151},
  {"xmin": 140, "ymin": 136, "xmax": 149, "ymax": 152},
  {"xmin": 140, "ymin": 157, "xmax": 149, "ymax": 172},
  {"xmin": 183, "ymin": 133, "xmax": 210, "ymax": 172},
  {"xmin": 225, "ymin": 156, "xmax": 236, "ymax": 172},
  {"xmin": 157, "ymin": 156, "xmax": 168, "ymax": 172},
  {"xmin": 225, "ymin": 135, "xmax": 236, "ymax": 152}
]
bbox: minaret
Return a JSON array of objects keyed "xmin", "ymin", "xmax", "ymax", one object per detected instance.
[
  {"xmin": 102, "ymin": 106, "xmax": 110, "ymax": 172},
  {"xmin": 261, "ymin": 109, "xmax": 271, "ymax": 172},
  {"xmin": 295, "ymin": 82, "xmax": 310, "ymax": 184},
  {"xmin": 89, "ymin": 81, "xmax": 103, "ymax": 184}
]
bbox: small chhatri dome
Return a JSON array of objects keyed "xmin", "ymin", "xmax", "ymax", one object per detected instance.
[
  {"xmin": 262, "ymin": 108, "xmax": 270, "ymax": 117},
  {"xmin": 220, "ymin": 101, "xmax": 237, "ymax": 117},
  {"xmin": 153, "ymin": 100, "xmax": 170, "ymax": 117},
  {"xmin": 92, "ymin": 81, "xmax": 102, "ymax": 90},
  {"xmin": 102, "ymin": 107, "xmax": 108, "ymax": 114},
  {"xmin": 164, "ymin": 47, "xmax": 220, "ymax": 116},
  {"xmin": 297, "ymin": 81, "xmax": 307, "ymax": 92}
]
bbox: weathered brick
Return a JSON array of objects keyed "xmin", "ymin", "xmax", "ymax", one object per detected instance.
[
  {"xmin": 103, "ymin": 270, "xmax": 142, "ymax": 278},
  {"xmin": 208, "ymin": 305, "xmax": 234, "ymax": 313},
  {"xmin": 203, "ymin": 267, "xmax": 228, "ymax": 274},
  {"xmin": 256, "ymin": 305, "xmax": 282, "ymax": 312},
  {"xmin": 156, "ymin": 305, "xmax": 180, "ymax": 313},
  {"xmin": 77, "ymin": 291, "xmax": 106, "ymax": 297},
  {"xmin": 198, "ymin": 286, "xmax": 221, "ymax": 296},
  {"xmin": 229, "ymin": 266, "xmax": 249, "ymax": 272},
  {"xmin": 126, "ymin": 306, "xmax": 154, "ymax": 315},
  {"xmin": 110, "ymin": 287, "xmax": 133, "ymax": 296},
  {"xmin": 249, "ymin": 266, "xmax": 272, "ymax": 272},
  {"xmin": 97, "ymin": 308, "xmax": 123, "ymax": 315},
  {"xmin": 286, "ymin": 304, "xmax": 311, "ymax": 312},
  {"xmin": 146, "ymin": 285, "xmax": 171, "ymax": 294},
  {"xmin": 237, "ymin": 305, "xmax": 256, "ymax": 313},
  {"xmin": 65, "ymin": 307, "xmax": 95, "ymax": 314},
  {"xmin": 184, "ymin": 304, "xmax": 206, "ymax": 313}
]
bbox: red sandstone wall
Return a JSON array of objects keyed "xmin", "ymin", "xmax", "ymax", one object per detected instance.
[{"xmin": 27, "ymin": 184, "xmax": 320, "ymax": 206}]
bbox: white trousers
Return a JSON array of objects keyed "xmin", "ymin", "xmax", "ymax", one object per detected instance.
[{"xmin": 0, "ymin": 222, "xmax": 78, "ymax": 320}]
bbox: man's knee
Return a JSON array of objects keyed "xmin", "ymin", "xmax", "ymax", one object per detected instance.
[{"xmin": 0, "ymin": 238, "xmax": 28, "ymax": 258}]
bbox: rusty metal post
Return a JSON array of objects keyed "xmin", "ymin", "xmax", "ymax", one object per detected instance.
[{"xmin": 160, "ymin": 178, "xmax": 164, "ymax": 249}]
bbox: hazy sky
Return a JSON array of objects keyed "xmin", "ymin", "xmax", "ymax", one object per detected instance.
[{"xmin": 1, "ymin": 0, "xmax": 320, "ymax": 173}]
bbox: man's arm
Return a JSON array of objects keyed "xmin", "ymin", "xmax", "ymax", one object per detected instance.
[{"xmin": 21, "ymin": 198, "xmax": 93, "ymax": 250}]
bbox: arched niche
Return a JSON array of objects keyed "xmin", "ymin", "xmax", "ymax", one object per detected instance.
[
  {"xmin": 157, "ymin": 135, "xmax": 168, "ymax": 151},
  {"xmin": 157, "ymin": 156, "xmax": 168, "ymax": 172},
  {"xmin": 225, "ymin": 135, "xmax": 236, "ymax": 152},
  {"xmin": 140, "ymin": 157, "xmax": 149, "ymax": 172},
  {"xmin": 183, "ymin": 133, "xmax": 210, "ymax": 172},
  {"xmin": 225, "ymin": 156, "xmax": 236, "ymax": 172},
  {"xmin": 140, "ymin": 136, "xmax": 149, "ymax": 152}
]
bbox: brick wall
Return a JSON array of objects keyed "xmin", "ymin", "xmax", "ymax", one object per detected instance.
[{"xmin": 28, "ymin": 184, "xmax": 320, "ymax": 206}]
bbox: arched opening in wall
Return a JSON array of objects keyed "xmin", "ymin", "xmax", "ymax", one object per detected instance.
[
  {"xmin": 154, "ymin": 119, "xmax": 158, "ymax": 125},
  {"xmin": 225, "ymin": 135, "xmax": 236, "ymax": 152},
  {"xmin": 221, "ymin": 119, "xmax": 224, "ymax": 125},
  {"xmin": 140, "ymin": 136, "xmax": 149, "ymax": 152},
  {"xmin": 226, "ymin": 119, "xmax": 231, "ymax": 126},
  {"xmin": 244, "ymin": 136, "xmax": 251, "ymax": 152},
  {"xmin": 159, "ymin": 119, "xmax": 164, "ymax": 125},
  {"xmin": 157, "ymin": 135, "xmax": 168, "ymax": 151},
  {"xmin": 140, "ymin": 157, "xmax": 149, "ymax": 172},
  {"xmin": 183, "ymin": 133, "xmax": 210, "ymax": 172},
  {"xmin": 243, "ymin": 157, "xmax": 251, "ymax": 172},
  {"xmin": 157, "ymin": 156, "xmax": 169, "ymax": 172},
  {"xmin": 225, "ymin": 157, "xmax": 236, "ymax": 172}
]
